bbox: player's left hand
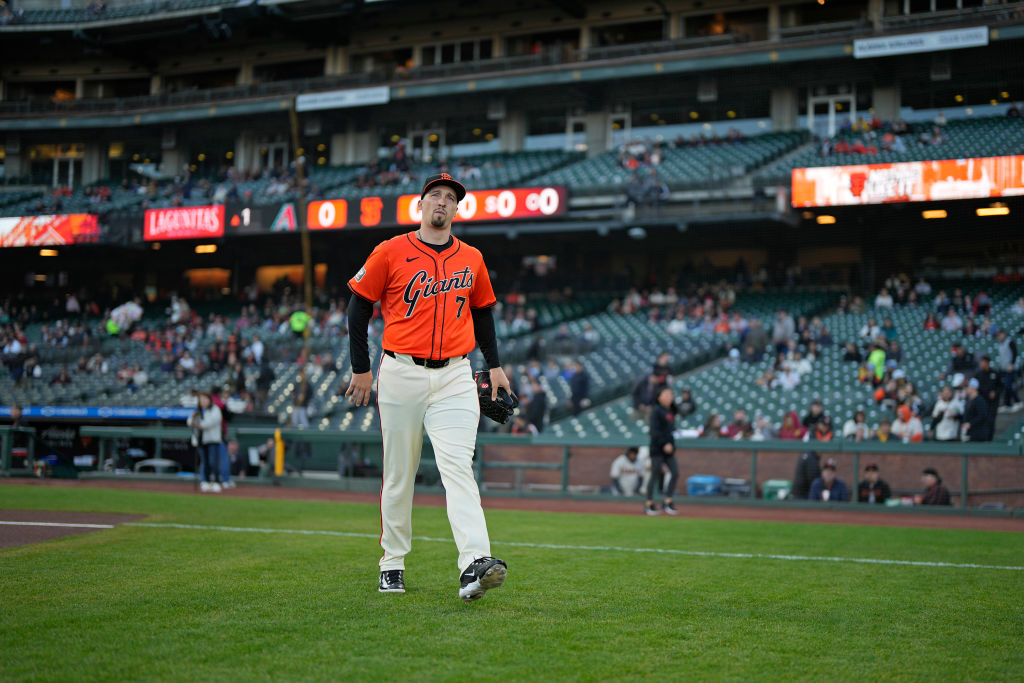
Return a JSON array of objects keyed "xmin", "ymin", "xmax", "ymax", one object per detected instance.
[{"xmin": 489, "ymin": 366, "xmax": 511, "ymax": 402}]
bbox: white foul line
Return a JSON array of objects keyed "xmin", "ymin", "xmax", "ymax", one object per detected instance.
[
  {"xmin": 0, "ymin": 521, "xmax": 116, "ymax": 529},
  {"xmin": 126, "ymin": 522, "xmax": 1024, "ymax": 572}
]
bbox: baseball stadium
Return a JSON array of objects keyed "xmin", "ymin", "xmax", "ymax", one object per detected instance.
[{"xmin": 2, "ymin": 0, "xmax": 1023, "ymax": 679}]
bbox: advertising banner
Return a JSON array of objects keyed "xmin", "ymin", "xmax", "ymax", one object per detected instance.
[
  {"xmin": 0, "ymin": 213, "xmax": 100, "ymax": 247},
  {"xmin": 791, "ymin": 155, "xmax": 1024, "ymax": 207},
  {"xmin": 853, "ymin": 26, "xmax": 988, "ymax": 59},
  {"xmin": 143, "ymin": 205, "xmax": 225, "ymax": 241},
  {"xmin": 295, "ymin": 86, "xmax": 390, "ymax": 112}
]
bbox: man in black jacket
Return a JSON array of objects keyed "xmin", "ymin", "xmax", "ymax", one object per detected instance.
[
  {"xmin": 973, "ymin": 355, "xmax": 1001, "ymax": 440},
  {"xmin": 857, "ymin": 463, "xmax": 892, "ymax": 504},
  {"xmin": 644, "ymin": 386, "xmax": 679, "ymax": 516},
  {"xmin": 791, "ymin": 451, "xmax": 821, "ymax": 500},
  {"xmin": 962, "ymin": 378, "xmax": 991, "ymax": 441},
  {"xmin": 918, "ymin": 467, "xmax": 951, "ymax": 505}
]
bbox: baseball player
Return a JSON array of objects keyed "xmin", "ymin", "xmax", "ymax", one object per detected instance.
[{"xmin": 345, "ymin": 173, "xmax": 511, "ymax": 603}]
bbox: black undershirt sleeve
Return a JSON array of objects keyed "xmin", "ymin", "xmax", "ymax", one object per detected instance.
[
  {"xmin": 471, "ymin": 306, "xmax": 501, "ymax": 369},
  {"xmin": 347, "ymin": 292, "xmax": 375, "ymax": 374}
]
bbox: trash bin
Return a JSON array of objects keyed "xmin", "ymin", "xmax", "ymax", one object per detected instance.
[
  {"xmin": 722, "ymin": 477, "xmax": 752, "ymax": 498},
  {"xmin": 686, "ymin": 475, "xmax": 723, "ymax": 496},
  {"xmin": 762, "ymin": 479, "xmax": 792, "ymax": 500}
]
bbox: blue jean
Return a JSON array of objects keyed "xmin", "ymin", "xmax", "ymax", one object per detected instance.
[
  {"xmin": 199, "ymin": 444, "xmax": 221, "ymax": 483},
  {"xmin": 219, "ymin": 443, "xmax": 231, "ymax": 484},
  {"xmin": 1002, "ymin": 370, "xmax": 1019, "ymax": 406}
]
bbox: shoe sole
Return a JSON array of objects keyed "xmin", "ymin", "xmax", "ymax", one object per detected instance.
[
  {"xmin": 645, "ymin": 509, "xmax": 660, "ymax": 516},
  {"xmin": 378, "ymin": 587, "xmax": 406, "ymax": 594},
  {"xmin": 459, "ymin": 562, "xmax": 507, "ymax": 603}
]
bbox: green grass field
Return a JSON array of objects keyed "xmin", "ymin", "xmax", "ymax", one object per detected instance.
[{"xmin": 2, "ymin": 486, "xmax": 1023, "ymax": 682}]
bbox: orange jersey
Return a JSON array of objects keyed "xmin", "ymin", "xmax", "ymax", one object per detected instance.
[{"xmin": 348, "ymin": 231, "xmax": 496, "ymax": 360}]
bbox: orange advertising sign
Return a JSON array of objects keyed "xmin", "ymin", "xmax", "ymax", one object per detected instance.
[{"xmin": 791, "ymin": 155, "xmax": 1024, "ymax": 207}]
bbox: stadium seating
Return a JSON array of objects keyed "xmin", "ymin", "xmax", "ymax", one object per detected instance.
[
  {"xmin": 545, "ymin": 284, "xmax": 1024, "ymax": 442},
  {"xmin": 757, "ymin": 116, "xmax": 1024, "ymax": 184},
  {"xmin": 532, "ymin": 132, "xmax": 807, "ymax": 191}
]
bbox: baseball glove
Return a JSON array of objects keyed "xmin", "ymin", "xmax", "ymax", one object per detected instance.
[{"xmin": 474, "ymin": 371, "xmax": 519, "ymax": 424}]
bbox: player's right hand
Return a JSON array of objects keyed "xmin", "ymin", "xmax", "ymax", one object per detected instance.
[{"xmin": 345, "ymin": 371, "xmax": 373, "ymax": 406}]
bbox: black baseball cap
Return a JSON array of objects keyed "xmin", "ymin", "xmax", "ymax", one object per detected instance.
[
  {"xmin": 922, "ymin": 467, "xmax": 939, "ymax": 478},
  {"xmin": 864, "ymin": 463, "xmax": 879, "ymax": 471},
  {"xmin": 421, "ymin": 173, "xmax": 466, "ymax": 201}
]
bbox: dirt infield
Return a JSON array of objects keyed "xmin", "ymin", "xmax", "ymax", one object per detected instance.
[
  {"xmin": 3, "ymin": 478, "xmax": 1022, "ymax": 533},
  {"xmin": 0, "ymin": 509, "xmax": 145, "ymax": 549}
]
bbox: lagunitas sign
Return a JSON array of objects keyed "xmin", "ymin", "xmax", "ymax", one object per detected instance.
[{"xmin": 144, "ymin": 205, "xmax": 225, "ymax": 240}]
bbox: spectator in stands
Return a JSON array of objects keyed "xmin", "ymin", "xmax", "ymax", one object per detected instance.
[
  {"xmin": 49, "ymin": 364, "xmax": 73, "ymax": 386},
  {"xmin": 744, "ymin": 319, "xmax": 768, "ymax": 360},
  {"xmin": 778, "ymin": 411, "xmax": 807, "ymax": 440},
  {"xmin": 940, "ymin": 343, "xmax": 976, "ymax": 381},
  {"xmin": 940, "ymin": 308, "xmax": 963, "ymax": 334},
  {"xmin": 842, "ymin": 410, "xmax": 872, "ymax": 441},
  {"xmin": 1009, "ymin": 297, "xmax": 1024, "ymax": 319},
  {"xmin": 811, "ymin": 416, "xmax": 834, "ymax": 442},
  {"xmin": 974, "ymin": 355, "xmax": 1001, "ymax": 437},
  {"xmin": 129, "ymin": 364, "xmax": 148, "ymax": 391},
  {"xmin": 567, "ymin": 360, "xmax": 591, "ymax": 416},
  {"xmin": 857, "ymin": 463, "xmax": 891, "ymax": 504},
  {"xmin": 961, "ymin": 378, "xmax": 990, "ymax": 442},
  {"xmin": 874, "ymin": 288, "xmax": 894, "ymax": 308},
  {"xmin": 176, "ymin": 350, "xmax": 198, "ymax": 379},
  {"xmin": 930, "ymin": 385, "xmax": 963, "ymax": 442},
  {"xmin": 809, "ymin": 458, "xmax": 849, "ymax": 502},
  {"xmin": 892, "ymin": 404, "xmax": 924, "ymax": 443},
  {"xmin": 610, "ymin": 447, "xmax": 643, "ymax": 497},
  {"xmin": 880, "ymin": 317, "xmax": 898, "ymax": 342},
  {"xmin": 523, "ymin": 378, "xmax": 548, "ymax": 433},
  {"xmin": 791, "ymin": 450, "xmax": 821, "ymax": 500},
  {"xmin": 859, "ymin": 317, "xmax": 881, "ymax": 342},
  {"xmin": 750, "ymin": 415, "xmax": 777, "ymax": 440},
  {"xmin": 771, "ymin": 310, "xmax": 795, "ymax": 353},
  {"xmin": 1008, "ymin": 102, "xmax": 1021, "ymax": 118},
  {"xmin": 644, "ymin": 386, "xmax": 679, "ymax": 516},
  {"xmin": 917, "ymin": 467, "xmax": 951, "ymax": 506},
  {"xmin": 923, "ymin": 312, "xmax": 940, "ymax": 331},
  {"xmin": 873, "ymin": 418, "xmax": 894, "ymax": 443},
  {"xmin": 631, "ymin": 372, "xmax": 664, "ymax": 420},
  {"xmin": 700, "ymin": 413, "xmax": 723, "ymax": 438},
  {"xmin": 842, "ymin": 342, "xmax": 862, "ymax": 363},
  {"xmin": 995, "ymin": 329, "xmax": 1019, "ymax": 412},
  {"xmin": 802, "ymin": 399, "xmax": 827, "ymax": 431},
  {"xmin": 721, "ymin": 409, "xmax": 749, "ymax": 439},
  {"xmin": 676, "ymin": 387, "xmax": 696, "ymax": 418},
  {"xmin": 510, "ymin": 416, "xmax": 538, "ymax": 436},
  {"xmin": 188, "ymin": 391, "xmax": 223, "ymax": 493}
]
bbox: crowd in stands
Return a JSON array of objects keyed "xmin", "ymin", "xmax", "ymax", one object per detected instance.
[{"xmin": 815, "ymin": 111, "xmax": 967, "ymax": 159}]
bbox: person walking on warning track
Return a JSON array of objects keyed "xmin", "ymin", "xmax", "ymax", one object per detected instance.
[{"xmin": 345, "ymin": 173, "xmax": 511, "ymax": 603}]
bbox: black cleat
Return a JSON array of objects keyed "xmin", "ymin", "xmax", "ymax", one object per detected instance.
[
  {"xmin": 378, "ymin": 569, "xmax": 405, "ymax": 593},
  {"xmin": 663, "ymin": 502, "xmax": 679, "ymax": 516},
  {"xmin": 458, "ymin": 557, "xmax": 507, "ymax": 603}
]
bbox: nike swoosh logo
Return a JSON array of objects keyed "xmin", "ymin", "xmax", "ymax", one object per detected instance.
[{"xmin": 406, "ymin": 257, "xmax": 419, "ymax": 262}]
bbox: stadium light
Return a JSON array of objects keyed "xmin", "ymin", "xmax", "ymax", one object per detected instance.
[
  {"xmin": 195, "ymin": 244, "xmax": 217, "ymax": 254},
  {"xmin": 815, "ymin": 215, "xmax": 836, "ymax": 224},
  {"xmin": 976, "ymin": 205, "xmax": 1010, "ymax": 217},
  {"xmin": 922, "ymin": 210, "xmax": 947, "ymax": 219},
  {"xmin": 39, "ymin": 248, "xmax": 58, "ymax": 256}
]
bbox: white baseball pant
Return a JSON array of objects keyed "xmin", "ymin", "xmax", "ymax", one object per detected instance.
[{"xmin": 376, "ymin": 351, "xmax": 491, "ymax": 573}]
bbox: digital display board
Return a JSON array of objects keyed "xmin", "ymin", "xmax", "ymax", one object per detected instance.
[
  {"xmin": 792, "ymin": 155, "xmax": 1024, "ymax": 207},
  {"xmin": 0, "ymin": 214, "xmax": 100, "ymax": 247}
]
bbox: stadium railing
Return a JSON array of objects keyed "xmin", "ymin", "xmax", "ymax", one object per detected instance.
[{"xmin": 18, "ymin": 424, "xmax": 1021, "ymax": 513}]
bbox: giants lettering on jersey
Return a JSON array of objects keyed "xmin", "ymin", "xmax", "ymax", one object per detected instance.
[{"xmin": 403, "ymin": 267, "xmax": 474, "ymax": 317}]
